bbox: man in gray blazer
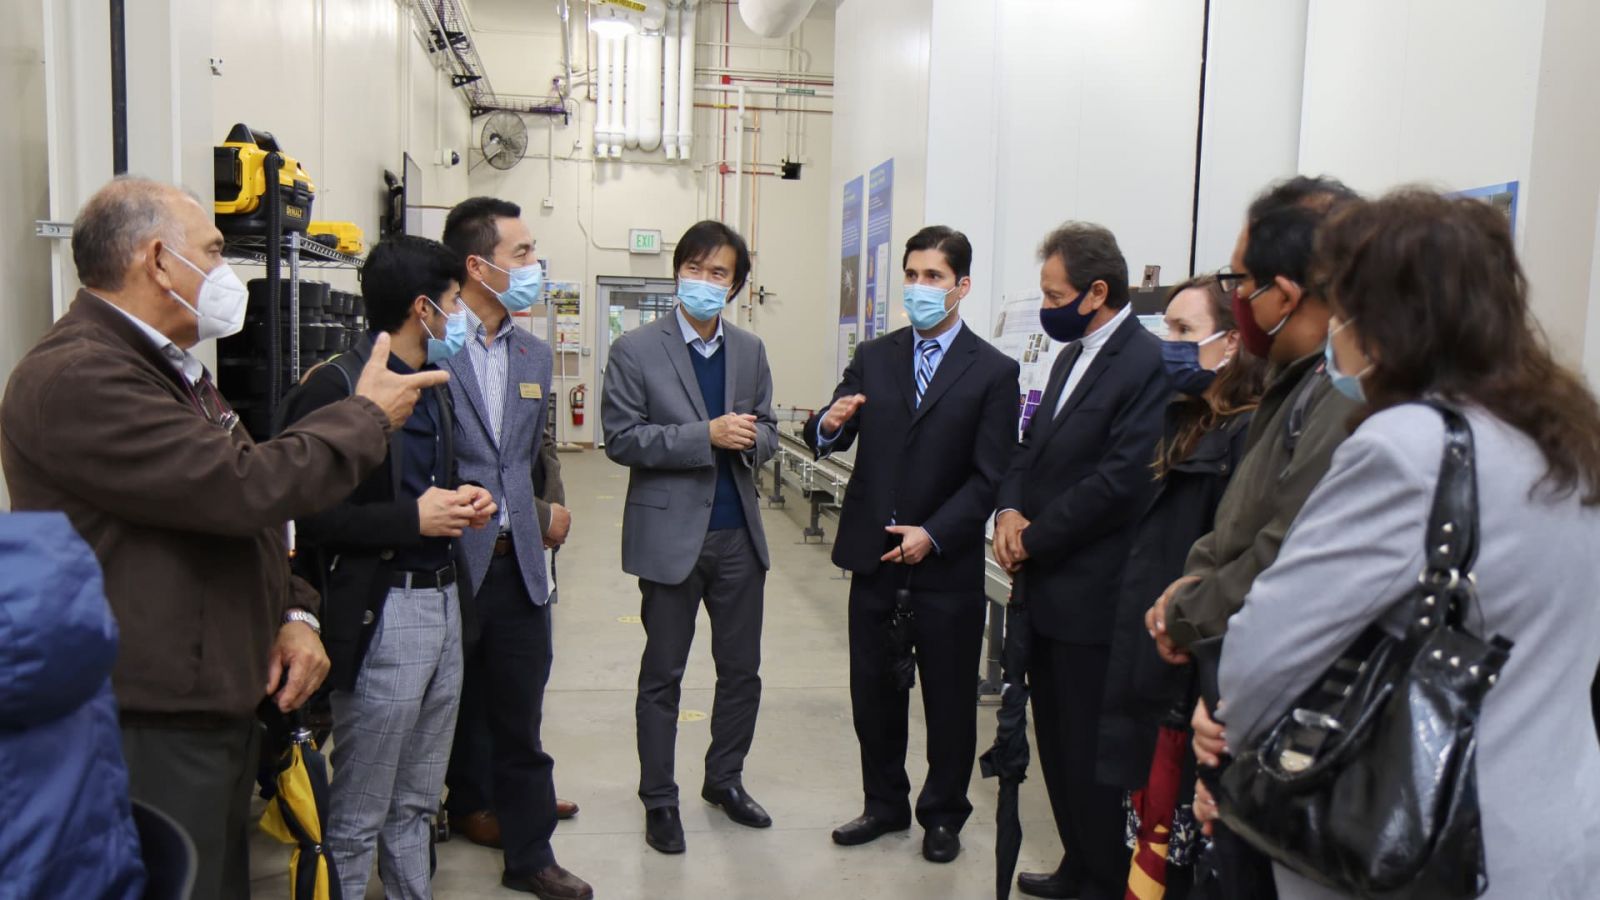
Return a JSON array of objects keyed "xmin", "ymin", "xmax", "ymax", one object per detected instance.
[
  {"xmin": 439, "ymin": 197, "xmax": 590, "ymax": 900},
  {"xmin": 602, "ymin": 220, "xmax": 779, "ymax": 855}
]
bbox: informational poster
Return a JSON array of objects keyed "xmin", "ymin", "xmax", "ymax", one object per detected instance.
[
  {"xmin": 1452, "ymin": 181, "xmax": 1519, "ymax": 236},
  {"xmin": 865, "ymin": 159, "xmax": 894, "ymax": 339},
  {"xmin": 547, "ymin": 281, "xmax": 585, "ymax": 352},
  {"xmin": 991, "ymin": 292, "xmax": 1062, "ymax": 435},
  {"xmin": 838, "ymin": 175, "xmax": 864, "ymax": 378}
]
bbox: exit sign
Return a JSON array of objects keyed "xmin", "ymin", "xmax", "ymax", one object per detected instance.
[{"xmin": 629, "ymin": 229, "xmax": 662, "ymax": 255}]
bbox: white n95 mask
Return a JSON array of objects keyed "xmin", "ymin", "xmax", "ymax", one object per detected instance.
[{"xmin": 164, "ymin": 249, "xmax": 249, "ymax": 342}]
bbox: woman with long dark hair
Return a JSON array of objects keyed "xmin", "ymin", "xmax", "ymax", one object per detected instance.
[
  {"xmin": 1093, "ymin": 275, "xmax": 1267, "ymax": 899},
  {"xmin": 1195, "ymin": 189, "xmax": 1600, "ymax": 898}
]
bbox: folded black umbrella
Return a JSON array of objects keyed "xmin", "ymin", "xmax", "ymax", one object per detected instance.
[
  {"xmin": 887, "ymin": 585, "xmax": 917, "ymax": 691},
  {"xmin": 980, "ymin": 598, "xmax": 1033, "ymax": 900}
]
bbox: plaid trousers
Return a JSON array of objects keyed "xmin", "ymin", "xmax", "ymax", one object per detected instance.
[{"xmin": 327, "ymin": 581, "xmax": 463, "ymax": 900}]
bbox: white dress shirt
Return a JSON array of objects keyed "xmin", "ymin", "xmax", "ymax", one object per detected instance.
[
  {"xmin": 1053, "ymin": 303, "xmax": 1132, "ymax": 418},
  {"xmin": 676, "ymin": 305, "xmax": 725, "ymax": 358}
]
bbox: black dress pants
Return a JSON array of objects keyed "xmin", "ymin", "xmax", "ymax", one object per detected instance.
[
  {"xmin": 444, "ymin": 551, "xmax": 558, "ymax": 875},
  {"xmin": 1029, "ymin": 634, "xmax": 1132, "ymax": 900},
  {"xmin": 636, "ymin": 527, "xmax": 766, "ymax": 808},
  {"xmin": 122, "ymin": 718, "xmax": 260, "ymax": 900},
  {"xmin": 847, "ymin": 564, "xmax": 986, "ymax": 831}
]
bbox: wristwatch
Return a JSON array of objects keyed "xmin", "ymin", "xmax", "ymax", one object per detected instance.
[{"xmin": 284, "ymin": 608, "xmax": 322, "ymax": 635}]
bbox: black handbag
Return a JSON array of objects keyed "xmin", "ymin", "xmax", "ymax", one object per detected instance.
[{"xmin": 1214, "ymin": 403, "xmax": 1514, "ymax": 898}]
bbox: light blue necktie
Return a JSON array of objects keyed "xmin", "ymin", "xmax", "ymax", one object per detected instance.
[{"xmin": 915, "ymin": 339, "xmax": 942, "ymax": 407}]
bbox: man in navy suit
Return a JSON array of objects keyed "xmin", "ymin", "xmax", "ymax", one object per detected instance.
[
  {"xmin": 438, "ymin": 198, "xmax": 590, "ymax": 900},
  {"xmin": 804, "ymin": 226, "xmax": 1019, "ymax": 864},
  {"xmin": 993, "ymin": 223, "xmax": 1169, "ymax": 900}
]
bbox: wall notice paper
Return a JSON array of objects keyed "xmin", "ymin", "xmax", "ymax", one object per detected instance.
[
  {"xmin": 546, "ymin": 282, "xmax": 583, "ymax": 352},
  {"xmin": 865, "ymin": 159, "xmax": 894, "ymax": 339},
  {"xmin": 838, "ymin": 175, "xmax": 864, "ymax": 378},
  {"xmin": 991, "ymin": 292, "xmax": 1064, "ymax": 435}
]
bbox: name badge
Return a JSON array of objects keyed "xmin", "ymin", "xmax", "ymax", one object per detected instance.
[{"xmin": 519, "ymin": 383, "xmax": 543, "ymax": 400}]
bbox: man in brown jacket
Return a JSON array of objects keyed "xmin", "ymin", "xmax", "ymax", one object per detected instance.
[{"xmin": 0, "ymin": 178, "xmax": 444, "ymax": 900}]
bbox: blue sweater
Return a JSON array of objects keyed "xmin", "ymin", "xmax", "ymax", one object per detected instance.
[{"xmin": 689, "ymin": 347, "xmax": 747, "ymax": 532}]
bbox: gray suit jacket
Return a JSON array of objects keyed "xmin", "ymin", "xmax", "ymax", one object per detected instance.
[
  {"xmin": 444, "ymin": 324, "xmax": 553, "ymax": 605},
  {"xmin": 601, "ymin": 313, "xmax": 778, "ymax": 585},
  {"xmin": 1219, "ymin": 404, "xmax": 1600, "ymax": 899}
]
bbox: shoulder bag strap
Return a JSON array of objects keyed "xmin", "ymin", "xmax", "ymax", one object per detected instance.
[{"xmin": 1415, "ymin": 401, "xmax": 1480, "ymax": 631}]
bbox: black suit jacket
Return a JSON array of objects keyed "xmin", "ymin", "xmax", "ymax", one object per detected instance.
[
  {"xmin": 804, "ymin": 324, "xmax": 1020, "ymax": 593},
  {"xmin": 996, "ymin": 313, "xmax": 1169, "ymax": 644},
  {"xmin": 279, "ymin": 336, "xmax": 460, "ymax": 691}
]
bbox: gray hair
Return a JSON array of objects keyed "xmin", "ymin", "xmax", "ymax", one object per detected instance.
[{"xmin": 71, "ymin": 177, "xmax": 197, "ymax": 290}]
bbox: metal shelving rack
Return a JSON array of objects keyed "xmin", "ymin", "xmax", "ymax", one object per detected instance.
[{"xmin": 223, "ymin": 230, "xmax": 362, "ymax": 410}]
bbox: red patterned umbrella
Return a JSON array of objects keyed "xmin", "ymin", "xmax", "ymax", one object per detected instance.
[{"xmin": 1125, "ymin": 725, "xmax": 1188, "ymax": 900}]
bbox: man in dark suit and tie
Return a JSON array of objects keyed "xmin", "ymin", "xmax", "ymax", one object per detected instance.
[
  {"xmin": 992, "ymin": 223, "xmax": 1169, "ymax": 900},
  {"xmin": 438, "ymin": 197, "xmax": 590, "ymax": 900},
  {"xmin": 804, "ymin": 226, "xmax": 1020, "ymax": 864}
]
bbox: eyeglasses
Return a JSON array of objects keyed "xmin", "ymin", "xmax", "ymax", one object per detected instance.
[{"xmin": 1216, "ymin": 270, "xmax": 1249, "ymax": 294}]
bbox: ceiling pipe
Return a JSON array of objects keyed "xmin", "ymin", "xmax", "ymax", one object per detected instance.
[
  {"xmin": 662, "ymin": 2, "xmax": 680, "ymax": 158},
  {"xmin": 640, "ymin": 28, "xmax": 663, "ymax": 151},
  {"xmin": 677, "ymin": 1, "xmax": 697, "ymax": 163},
  {"xmin": 736, "ymin": 0, "xmax": 820, "ymax": 39},
  {"xmin": 696, "ymin": 82, "xmax": 832, "ymax": 98}
]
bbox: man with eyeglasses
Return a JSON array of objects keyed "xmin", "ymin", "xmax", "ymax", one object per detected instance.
[
  {"xmin": 0, "ymin": 177, "xmax": 439, "ymax": 899},
  {"xmin": 1139, "ymin": 175, "xmax": 1360, "ymax": 900}
]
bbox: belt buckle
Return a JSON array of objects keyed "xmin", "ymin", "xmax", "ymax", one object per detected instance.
[{"xmin": 434, "ymin": 563, "xmax": 453, "ymax": 587}]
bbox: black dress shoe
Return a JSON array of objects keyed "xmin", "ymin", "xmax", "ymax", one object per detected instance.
[
  {"xmin": 645, "ymin": 806, "xmax": 686, "ymax": 854},
  {"xmin": 501, "ymin": 864, "xmax": 595, "ymax": 899},
  {"xmin": 701, "ymin": 785, "xmax": 772, "ymax": 828},
  {"xmin": 831, "ymin": 813, "xmax": 911, "ymax": 846},
  {"xmin": 922, "ymin": 825, "xmax": 960, "ymax": 863},
  {"xmin": 1016, "ymin": 868, "xmax": 1080, "ymax": 899}
]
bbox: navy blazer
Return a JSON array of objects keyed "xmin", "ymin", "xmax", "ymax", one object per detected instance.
[
  {"xmin": 803, "ymin": 324, "xmax": 1020, "ymax": 594},
  {"xmin": 996, "ymin": 313, "xmax": 1169, "ymax": 644},
  {"xmin": 443, "ymin": 321, "xmax": 553, "ymax": 606}
]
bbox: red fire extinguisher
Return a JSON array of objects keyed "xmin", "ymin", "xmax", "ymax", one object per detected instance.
[{"xmin": 569, "ymin": 383, "xmax": 586, "ymax": 427}]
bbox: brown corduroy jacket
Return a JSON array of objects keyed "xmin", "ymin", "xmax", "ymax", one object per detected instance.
[{"xmin": 1, "ymin": 292, "xmax": 390, "ymax": 720}]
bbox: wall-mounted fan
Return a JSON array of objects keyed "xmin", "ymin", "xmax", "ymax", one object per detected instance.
[{"xmin": 480, "ymin": 111, "xmax": 529, "ymax": 170}]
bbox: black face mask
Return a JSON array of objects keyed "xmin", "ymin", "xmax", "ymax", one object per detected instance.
[{"xmin": 1039, "ymin": 286, "xmax": 1093, "ymax": 343}]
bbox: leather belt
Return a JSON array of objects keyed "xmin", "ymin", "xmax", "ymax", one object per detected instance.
[
  {"xmin": 390, "ymin": 563, "xmax": 456, "ymax": 589},
  {"xmin": 493, "ymin": 533, "xmax": 514, "ymax": 557}
]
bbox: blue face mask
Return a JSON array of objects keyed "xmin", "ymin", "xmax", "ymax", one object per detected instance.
[
  {"xmin": 479, "ymin": 258, "xmax": 544, "ymax": 312},
  {"xmin": 423, "ymin": 299, "xmax": 469, "ymax": 364},
  {"xmin": 1161, "ymin": 330, "xmax": 1228, "ymax": 396},
  {"xmin": 903, "ymin": 283, "xmax": 958, "ymax": 331},
  {"xmin": 1324, "ymin": 318, "xmax": 1371, "ymax": 403},
  {"xmin": 678, "ymin": 278, "xmax": 731, "ymax": 321},
  {"xmin": 1039, "ymin": 286, "xmax": 1094, "ymax": 344}
]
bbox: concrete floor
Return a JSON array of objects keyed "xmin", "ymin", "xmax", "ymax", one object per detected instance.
[{"xmin": 250, "ymin": 448, "xmax": 1065, "ymax": 899}]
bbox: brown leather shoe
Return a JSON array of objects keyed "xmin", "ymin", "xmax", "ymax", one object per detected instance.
[
  {"xmin": 555, "ymin": 798, "xmax": 580, "ymax": 820},
  {"xmin": 502, "ymin": 864, "xmax": 594, "ymax": 899},
  {"xmin": 448, "ymin": 810, "xmax": 502, "ymax": 849}
]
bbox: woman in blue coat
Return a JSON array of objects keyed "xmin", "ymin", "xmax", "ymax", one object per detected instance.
[{"xmin": 0, "ymin": 511, "xmax": 145, "ymax": 899}]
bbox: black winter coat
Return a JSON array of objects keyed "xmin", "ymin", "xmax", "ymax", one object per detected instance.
[{"xmin": 1097, "ymin": 401, "xmax": 1253, "ymax": 790}]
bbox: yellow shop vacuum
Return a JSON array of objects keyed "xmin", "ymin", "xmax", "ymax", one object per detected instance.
[{"xmin": 214, "ymin": 123, "xmax": 316, "ymax": 236}]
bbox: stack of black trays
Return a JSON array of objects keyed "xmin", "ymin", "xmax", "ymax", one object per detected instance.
[{"xmin": 217, "ymin": 278, "xmax": 368, "ymax": 440}]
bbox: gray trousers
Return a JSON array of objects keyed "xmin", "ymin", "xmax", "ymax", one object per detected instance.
[
  {"xmin": 122, "ymin": 718, "xmax": 260, "ymax": 900},
  {"xmin": 327, "ymin": 581, "xmax": 463, "ymax": 900},
  {"xmin": 636, "ymin": 527, "xmax": 766, "ymax": 808}
]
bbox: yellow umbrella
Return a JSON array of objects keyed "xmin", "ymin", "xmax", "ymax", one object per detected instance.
[{"xmin": 259, "ymin": 721, "xmax": 343, "ymax": 900}]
